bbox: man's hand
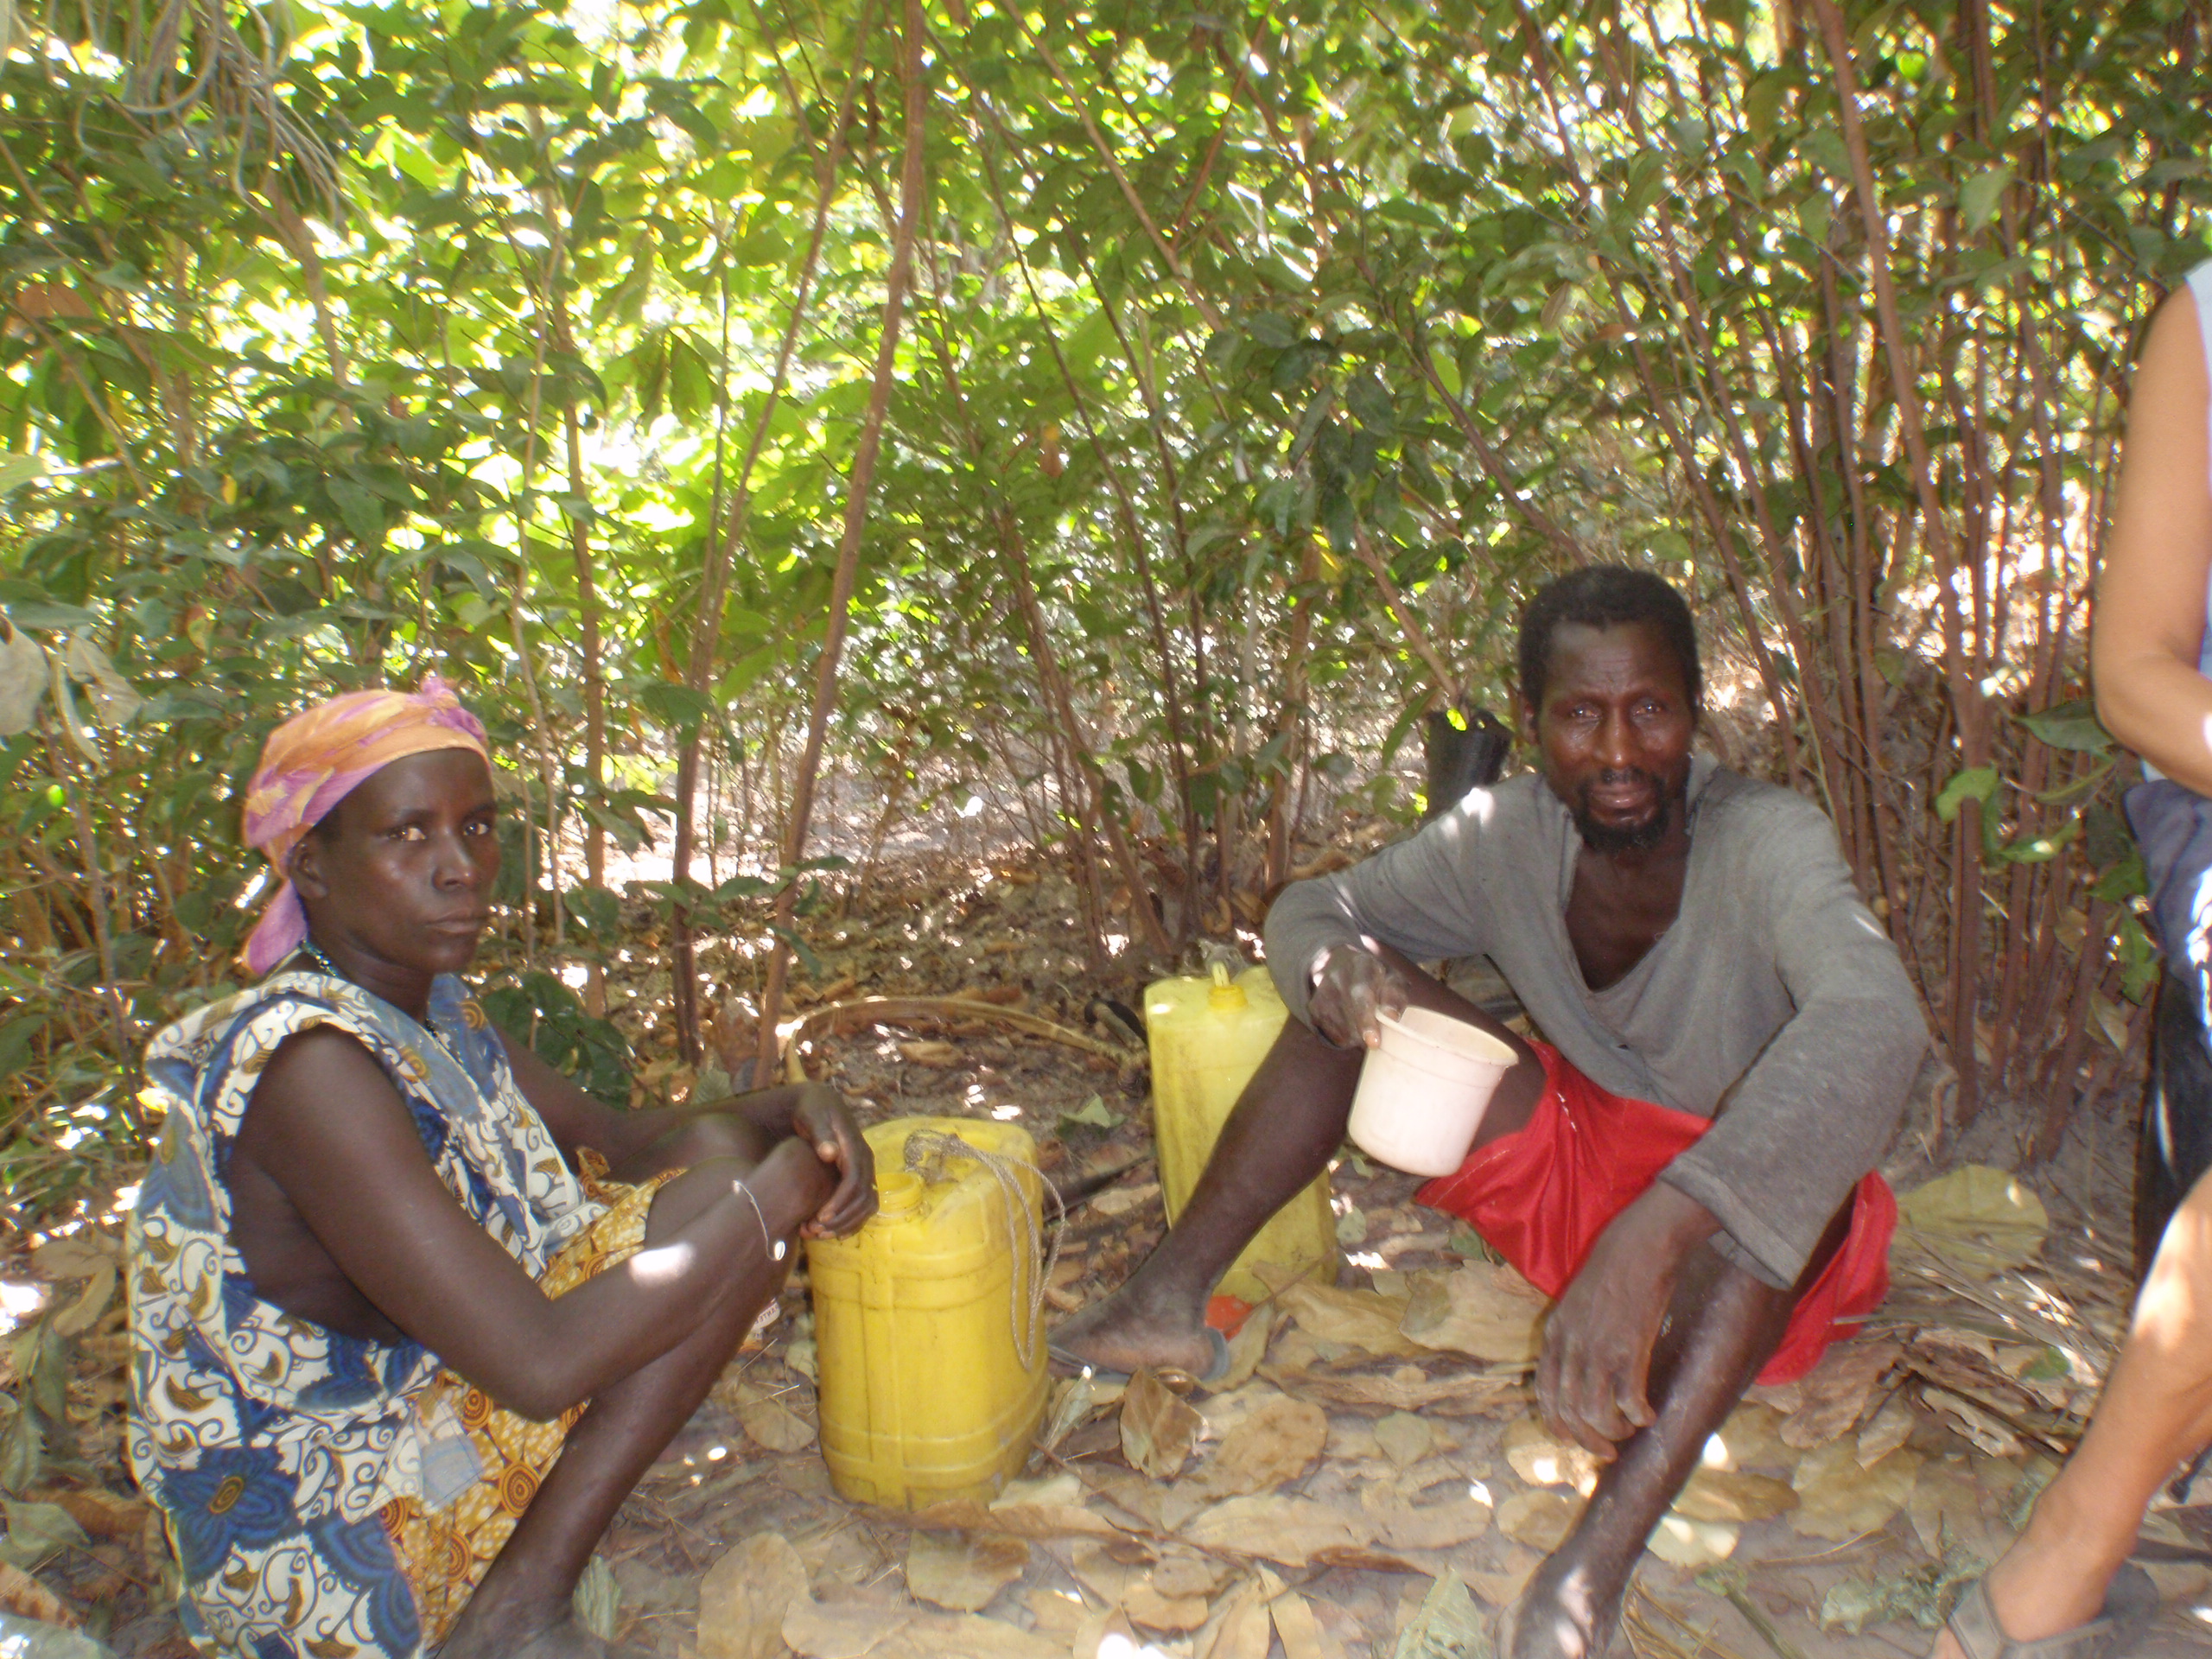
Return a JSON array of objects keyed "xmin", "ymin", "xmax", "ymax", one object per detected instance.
[
  {"xmin": 1537, "ymin": 1184, "xmax": 1719, "ymax": 1456},
  {"xmin": 1306, "ymin": 944, "xmax": 1410, "ymax": 1048},
  {"xmin": 791, "ymin": 1084, "xmax": 876, "ymax": 1238}
]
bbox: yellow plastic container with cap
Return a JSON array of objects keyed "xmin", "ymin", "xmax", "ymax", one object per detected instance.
[
  {"xmin": 806, "ymin": 1116, "xmax": 1051, "ymax": 1510},
  {"xmin": 1146, "ymin": 962, "xmax": 1337, "ymax": 1302}
]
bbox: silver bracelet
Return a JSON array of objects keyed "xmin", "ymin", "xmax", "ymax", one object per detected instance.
[{"xmin": 732, "ymin": 1179, "xmax": 787, "ymax": 1262}]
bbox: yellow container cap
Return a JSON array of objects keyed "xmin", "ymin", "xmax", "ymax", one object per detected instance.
[
  {"xmin": 1207, "ymin": 958, "xmax": 1248, "ymax": 1013},
  {"xmin": 874, "ymin": 1168, "xmax": 925, "ymax": 1218}
]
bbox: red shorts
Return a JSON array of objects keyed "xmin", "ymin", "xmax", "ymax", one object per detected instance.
[{"xmin": 1415, "ymin": 1039, "xmax": 1894, "ymax": 1385}]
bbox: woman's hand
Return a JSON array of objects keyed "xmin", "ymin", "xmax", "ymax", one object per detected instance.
[{"xmin": 791, "ymin": 1084, "xmax": 876, "ymax": 1237}]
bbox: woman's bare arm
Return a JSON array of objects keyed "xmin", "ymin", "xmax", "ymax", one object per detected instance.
[
  {"xmin": 238, "ymin": 1027, "xmax": 827, "ymax": 1421},
  {"xmin": 2093, "ymin": 289, "xmax": 2212, "ymax": 791},
  {"xmin": 498, "ymin": 1034, "xmax": 874, "ymax": 1236}
]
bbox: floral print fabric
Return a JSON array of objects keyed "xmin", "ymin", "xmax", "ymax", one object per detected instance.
[
  {"xmin": 381, "ymin": 1169, "xmax": 668, "ymax": 1649},
  {"xmin": 128, "ymin": 967, "xmax": 605, "ymax": 1658}
]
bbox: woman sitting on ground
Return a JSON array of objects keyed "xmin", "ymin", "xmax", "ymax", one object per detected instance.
[{"xmin": 128, "ymin": 677, "xmax": 874, "ymax": 1659}]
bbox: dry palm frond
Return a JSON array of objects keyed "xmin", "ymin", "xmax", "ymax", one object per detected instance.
[{"xmin": 1624, "ymin": 1580, "xmax": 1748, "ymax": 1659}]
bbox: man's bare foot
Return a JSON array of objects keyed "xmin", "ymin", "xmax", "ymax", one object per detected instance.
[
  {"xmin": 1506, "ymin": 1538, "xmax": 1629, "ymax": 1659},
  {"xmin": 1049, "ymin": 1283, "xmax": 1216, "ymax": 1378}
]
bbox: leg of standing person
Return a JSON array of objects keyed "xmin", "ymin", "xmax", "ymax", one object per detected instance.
[
  {"xmin": 439, "ymin": 1138, "xmax": 834, "ymax": 1659},
  {"xmin": 1050, "ymin": 948, "xmax": 1547, "ymax": 1378},
  {"xmin": 1929, "ymin": 1162, "xmax": 2212, "ymax": 1657}
]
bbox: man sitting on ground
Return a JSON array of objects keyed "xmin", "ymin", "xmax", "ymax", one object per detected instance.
[
  {"xmin": 130, "ymin": 677, "xmax": 874, "ymax": 1659},
  {"xmin": 1054, "ymin": 566, "xmax": 1926, "ymax": 1658}
]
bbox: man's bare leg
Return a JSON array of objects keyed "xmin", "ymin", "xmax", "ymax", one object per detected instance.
[
  {"xmin": 1511, "ymin": 1206, "xmax": 1851, "ymax": 1659},
  {"xmin": 439, "ymin": 1137, "xmax": 833, "ymax": 1659},
  {"xmin": 1929, "ymin": 1164, "xmax": 2212, "ymax": 1656},
  {"xmin": 1052, "ymin": 950, "xmax": 1546, "ymax": 1377}
]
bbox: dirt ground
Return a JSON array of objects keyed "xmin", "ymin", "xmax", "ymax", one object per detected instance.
[{"xmin": 9, "ymin": 849, "xmax": 2212, "ymax": 1658}]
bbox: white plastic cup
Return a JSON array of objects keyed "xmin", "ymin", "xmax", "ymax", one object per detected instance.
[{"xmin": 1347, "ymin": 1007, "xmax": 1517, "ymax": 1176}]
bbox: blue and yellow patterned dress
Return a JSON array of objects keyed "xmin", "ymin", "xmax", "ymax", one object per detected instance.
[{"xmin": 127, "ymin": 967, "xmax": 607, "ymax": 1659}]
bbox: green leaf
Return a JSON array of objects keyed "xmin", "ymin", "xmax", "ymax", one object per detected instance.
[
  {"xmin": 635, "ymin": 679, "xmax": 719, "ymax": 736},
  {"xmin": 1993, "ymin": 818, "xmax": 2077, "ymax": 864},
  {"xmin": 327, "ymin": 477, "xmax": 387, "ymax": 544},
  {"xmin": 1959, "ymin": 167, "xmax": 2012, "ymax": 231},
  {"xmin": 2017, "ymin": 698, "xmax": 2111, "ymax": 753},
  {"xmin": 1058, "ymin": 1094, "xmax": 1123, "ymax": 1135},
  {"xmin": 1935, "ymin": 766, "xmax": 1999, "ymax": 823}
]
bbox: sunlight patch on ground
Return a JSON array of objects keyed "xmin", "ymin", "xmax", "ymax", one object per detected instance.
[{"xmin": 0, "ymin": 1281, "xmax": 45, "ymax": 1335}]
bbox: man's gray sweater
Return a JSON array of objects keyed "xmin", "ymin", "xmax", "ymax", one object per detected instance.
[{"xmin": 1264, "ymin": 756, "xmax": 1928, "ymax": 1289}]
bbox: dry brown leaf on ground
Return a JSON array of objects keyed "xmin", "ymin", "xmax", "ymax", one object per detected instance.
[
  {"xmin": 1213, "ymin": 1308, "xmax": 1274, "ymax": 1391},
  {"xmin": 1123, "ymin": 1577, "xmax": 1211, "ymax": 1632},
  {"xmin": 783, "ymin": 1594, "xmax": 1064, "ymax": 1658},
  {"xmin": 1894, "ymin": 1166, "xmax": 2050, "ymax": 1279},
  {"xmin": 1465, "ymin": 1546, "xmax": 1543, "ymax": 1610},
  {"xmin": 48, "ymin": 1260, "xmax": 116, "ymax": 1336},
  {"xmin": 1122, "ymin": 1368, "xmax": 1205, "ymax": 1480},
  {"xmin": 30, "ymin": 1235, "xmax": 116, "ymax": 1278},
  {"xmin": 905, "ymin": 1529, "xmax": 1030, "ymax": 1611},
  {"xmin": 1091, "ymin": 1180, "xmax": 1162, "ymax": 1219},
  {"xmin": 1022, "ymin": 1584, "xmax": 1091, "ymax": 1640},
  {"xmin": 32, "ymin": 1485, "xmax": 149, "ymax": 1540},
  {"xmin": 0, "ymin": 1559, "xmax": 74, "ymax": 1628},
  {"xmin": 1374, "ymin": 1496, "xmax": 1493, "ymax": 1551},
  {"xmin": 697, "ymin": 1532, "xmax": 807, "ymax": 1659},
  {"xmin": 1501, "ymin": 1420, "xmax": 1598, "ymax": 1493},
  {"xmin": 1103, "ymin": 1548, "xmax": 1221, "ymax": 1631},
  {"xmin": 1182, "ymin": 1494, "xmax": 1373, "ymax": 1567},
  {"xmin": 1264, "ymin": 1363, "xmax": 1517, "ymax": 1414},
  {"xmin": 1150, "ymin": 1548, "xmax": 1231, "ymax": 1600},
  {"xmin": 1372, "ymin": 1411, "xmax": 1433, "ymax": 1470},
  {"xmin": 1399, "ymin": 1262, "xmax": 1547, "ymax": 1363},
  {"xmin": 1067, "ymin": 1537, "xmax": 1155, "ymax": 1606},
  {"xmin": 1790, "ymin": 1440, "xmax": 1923, "ymax": 1540},
  {"xmin": 1779, "ymin": 1338, "xmax": 1902, "ymax": 1449},
  {"xmin": 1194, "ymin": 1394, "xmax": 1327, "ymax": 1497},
  {"xmin": 1673, "ymin": 1467, "xmax": 1799, "ymax": 1522},
  {"xmin": 1193, "ymin": 1577, "xmax": 1274, "ymax": 1659},
  {"xmin": 907, "ymin": 1491, "xmax": 1122, "ymax": 1541},
  {"xmin": 1496, "ymin": 1489, "xmax": 1580, "ymax": 1551},
  {"xmin": 1084, "ymin": 1465, "xmax": 1209, "ymax": 1534},
  {"xmin": 1855, "ymin": 1395, "xmax": 1917, "ymax": 1465},
  {"xmin": 897, "ymin": 1039, "xmax": 963, "ymax": 1066},
  {"xmin": 1389, "ymin": 1570, "xmax": 1487, "ymax": 1659},
  {"xmin": 740, "ymin": 1395, "xmax": 817, "ymax": 1453},
  {"xmin": 1905, "ymin": 1458, "xmax": 2004, "ymax": 1561},
  {"xmin": 1279, "ymin": 1282, "xmax": 1421, "ymax": 1357},
  {"xmin": 1259, "ymin": 1566, "xmax": 1336, "ymax": 1659},
  {"xmin": 1708, "ymin": 1402, "xmax": 1791, "ymax": 1471},
  {"xmin": 1645, "ymin": 1514, "xmax": 1738, "ymax": 1567},
  {"xmin": 1920, "ymin": 1384, "xmax": 2027, "ymax": 1459}
]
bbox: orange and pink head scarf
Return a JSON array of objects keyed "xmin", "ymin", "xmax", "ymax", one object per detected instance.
[{"xmin": 240, "ymin": 675, "xmax": 491, "ymax": 975}]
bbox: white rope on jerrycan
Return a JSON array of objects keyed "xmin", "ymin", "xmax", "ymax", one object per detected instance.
[{"xmin": 900, "ymin": 1128, "xmax": 1065, "ymax": 1370}]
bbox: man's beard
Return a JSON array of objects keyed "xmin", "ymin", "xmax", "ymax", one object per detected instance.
[{"xmin": 1571, "ymin": 767, "xmax": 1685, "ymax": 855}]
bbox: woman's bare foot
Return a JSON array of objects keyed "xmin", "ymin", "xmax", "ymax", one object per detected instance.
[
  {"xmin": 1049, "ymin": 1282, "xmax": 1217, "ymax": 1377},
  {"xmin": 439, "ymin": 1586, "xmax": 645, "ymax": 1659}
]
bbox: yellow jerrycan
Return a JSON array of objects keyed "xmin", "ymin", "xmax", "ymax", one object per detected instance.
[
  {"xmin": 807, "ymin": 1116, "xmax": 1051, "ymax": 1510},
  {"xmin": 1146, "ymin": 961, "xmax": 1337, "ymax": 1302}
]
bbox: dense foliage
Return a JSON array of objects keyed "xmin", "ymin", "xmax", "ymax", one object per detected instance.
[{"xmin": 3, "ymin": 0, "xmax": 2209, "ymax": 1216}]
